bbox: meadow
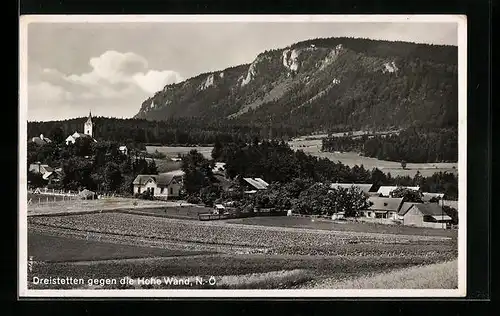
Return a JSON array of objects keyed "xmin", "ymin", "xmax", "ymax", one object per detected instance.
[
  {"xmin": 224, "ymin": 216, "xmax": 457, "ymax": 238},
  {"xmin": 28, "ymin": 232, "xmax": 210, "ymax": 262},
  {"xmin": 146, "ymin": 146, "xmax": 213, "ymax": 159},
  {"xmin": 288, "ymin": 138, "xmax": 458, "ymax": 177},
  {"xmin": 145, "ymin": 139, "xmax": 458, "ymax": 177}
]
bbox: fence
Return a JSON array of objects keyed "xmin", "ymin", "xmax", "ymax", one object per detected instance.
[{"xmin": 198, "ymin": 210, "xmax": 287, "ymax": 221}]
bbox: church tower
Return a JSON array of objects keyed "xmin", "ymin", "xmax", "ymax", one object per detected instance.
[{"xmin": 84, "ymin": 111, "xmax": 93, "ymax": 137}]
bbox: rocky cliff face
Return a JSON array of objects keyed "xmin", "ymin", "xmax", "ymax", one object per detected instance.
[{"xmin": 135, "ymin": 37, "xmax": 458, "ymax": 130}]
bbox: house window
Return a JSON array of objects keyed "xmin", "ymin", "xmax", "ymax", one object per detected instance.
[
  {"xmin": 170, "ymin": 187, "xmax": 173, "ymax": 195},
  {"xmin": 137, "ymin": 187, "xmax": 141, "ymax": 194},
  {"xmin": 160, "ymin": 188, "xmax": 164, "ymax": 194}
]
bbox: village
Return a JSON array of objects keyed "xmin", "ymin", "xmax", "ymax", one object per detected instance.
[{"xmin": 27, "ymin": 112, "xmax": 458, "ymax": 230}]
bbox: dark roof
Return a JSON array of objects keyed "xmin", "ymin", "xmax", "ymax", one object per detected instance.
[
  {"xmin": 43, "ymin": 165, "xmax": 54, "ymax": 173},
  {"xmin": 399, "ymin": 203, "xmax": 447, "ymax": 217},
  {"xmin": 366, "ymin": 197, "xmax": 404, "ymax": 212},
  {"xmin": 398, "ymin": 202, "xmax": 421, "ymax": 216},
  {"xmin": 330, "ymin": 183, "xmax": 373, "ymax": 193},
  {"xmin": 31, "ymin": 137, "xmax": 52, "ymax": 145}
]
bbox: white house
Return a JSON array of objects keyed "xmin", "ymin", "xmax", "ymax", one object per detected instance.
[
  {"xmin": 65, "ymin": 111, "xmax": 97, "ymax": 145},
  {"xmin": 360, "ymin": 196, "xmax": 404, "ymax": 220},
  {"xmin": 133, "ymin": 170, "xmax": 185, "ymax": 200}
]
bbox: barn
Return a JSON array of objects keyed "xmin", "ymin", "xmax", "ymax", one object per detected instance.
[{"xmin": 398, "ymin": 202, "xmax": 452, "ymax": 229}]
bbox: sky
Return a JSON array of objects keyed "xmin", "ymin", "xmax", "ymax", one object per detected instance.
[{"xmin": 24, "ymin": 19, "xmax": 459, "ymax": 122}]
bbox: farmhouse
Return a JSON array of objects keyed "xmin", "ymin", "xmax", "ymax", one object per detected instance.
[
  {"xmin": 65, "ymin": 112, "xmax": 97, "ymax": 145},
  {"xmin": 377, "ymin": 186, "xmax": 420, "ymax": 197},
  {"xmin": 133, "ymin": 170, "xmax": 185, "ymax": 200},
  {"xmin": 31, "ymin": 134, "xmax": 52, "ymax": 146},
  {"xmin": 398, "ymin": 202, "xmax": 452, "ymax": 229},
  {"xmin": 330, "ymin": 183, "xmax": 374, "ymax": 194},
  {"xmin": 361, "ymin": 197, "xmax": 404, "ymax": 220}
]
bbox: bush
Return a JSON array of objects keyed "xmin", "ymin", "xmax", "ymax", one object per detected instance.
[
  {"xmin": 186, "ymin": 195, "xmax": 201, "ymax": 204},
  {"xmin": 135, "ymin": 191, "xmax": 154, "ymax": 200}
]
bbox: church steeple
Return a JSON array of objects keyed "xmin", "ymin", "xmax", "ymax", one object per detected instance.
[{"xmin": 84, "ymin": 110, "xmax": 93, "ymax": 137}]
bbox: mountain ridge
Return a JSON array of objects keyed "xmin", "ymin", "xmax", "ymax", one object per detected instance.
[{"xmin": 134, "ymin": 37, "xmax": 458, "ymax": 131}]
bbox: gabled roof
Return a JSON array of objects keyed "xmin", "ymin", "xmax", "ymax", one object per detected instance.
[
  {"xmin": 366, "ymin": 197, "xmax": 404, "ymax": 212},
  {"xmin": 398, "ymin": 202, "xmax": 421, "ymax": 216},
  {"xmin": 243, "ymin": 178, "xmax": 268, "ymax": 190},
  {"xmin": 377, "ymin": 186, "xmax": 420, "ymax": 196},
  {"xmin": 330, "ymin": 183, "xmax": 373, "ymax": 193},
  {"xmin": 399, "ymin": 203, "xmax": 451, "ymax": 219},
  {"xmin": 414, "ymin": 203, "xmax": 449, "ymax": 217},
  {"xmin": 133, "ymin": 175, "xmax": 155, "ymax": 185},
  {"xmin": 133, "ymin": 171, "xmax": 184, "ymax": 188},
  {"xmin": 31, "ymin": 136, "xmax": 52, "ymax": 145},
  {"xmin": 42, "ymin": 165, "xmax": 53, "ymax": 173}
]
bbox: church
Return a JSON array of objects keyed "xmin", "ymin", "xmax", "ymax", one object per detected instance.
[{"xmin": 65, "ymin": 112, "xmax": 97, "ymax": 145}]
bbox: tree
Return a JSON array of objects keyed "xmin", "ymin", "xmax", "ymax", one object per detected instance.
[
  {"xmin": 389, "ymin": 187, "xmax": 423, "ymax": 203},
  {"xmin": 27, "ymin": 170, "xmax": 46, "ymax": 188},
  {"xmin": 181, "ymin": 150, "xmax": 214, "ymax": 195},
  {"xmin": 49, "ymin": 126, "xmax": 65, "ymax": 144},
  {"xmin": 400, "ymin": 160, "xmax": 407, "ymax": 169},
  {"xmin": 200, "ymin": 184, "xmax": 222, "ymax": 207},
  {"xmin": 211, "ymin": 137, "xmax": 223, "ymax": 161}
]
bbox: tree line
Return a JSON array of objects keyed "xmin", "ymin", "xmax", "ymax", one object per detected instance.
[
  {"xmin": 180, "ymin": 139, "xmax": 458, "ymax": 210},
  {"xmin": 321, "ymin": 127, "xmax": 458, "ymax": 163}
]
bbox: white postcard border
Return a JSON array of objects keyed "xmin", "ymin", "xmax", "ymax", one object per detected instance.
[{"xmin": 18, "ymin": 14, "xmax": 467, "ymax": 298}]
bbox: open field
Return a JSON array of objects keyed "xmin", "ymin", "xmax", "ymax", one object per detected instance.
[
  {"xmin": 146, "ymin": 141, "xmax": 457, "ymax": 177},
  {"xmin": 288, "ymin": 138, "xmax": 458, "ymax": 177},
  {"xmin": 224, "ymin": 216, "xmax": 457, "ymax": 238},
  {"xmin": 27, "ymin": 211, "xmax": 457, "ymax": 289},
  {"xmin": 154, "ymin": 159, "xmax": 183, "ymax": 173},
  {"xmin": 27, "ymin": 197, "xmax": 195, "ymax": 216},
  {"xmin": 28, "ymin": 232, "xmax": 210, "ymax": 262},
  {"xmin": 117, "ymin": 206, "xmax": 211, "ymax": 220},
  {"xmin": 146, "ymin": 146, "xmax": 213, "ymax": 159},
  {"xmin": 304, "ymin": 259, "xmax": 458, "ymax": 289}
]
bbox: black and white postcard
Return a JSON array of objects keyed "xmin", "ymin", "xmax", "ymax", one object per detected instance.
[{"xmin": 18, "ymin": 15, "xmax": 467, "ymax": 297}]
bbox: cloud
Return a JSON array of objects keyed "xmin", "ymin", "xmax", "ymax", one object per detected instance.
[
  {"xmin": 133, "ymin": 70, "xmax": 183, "ymax": 94},
  {"xmin": 28, "ymin": 81, "xmax": 73, "ymax": 103},
  {"xmin": 28, "ymin": 50, "xmax": 183, "ymax": 120},
  {"xmin": 38, "ymin": 50, "xmax": 182, "ymax": 95}
]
